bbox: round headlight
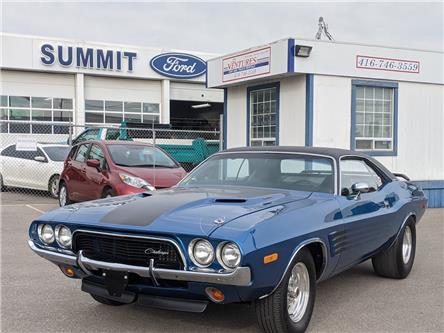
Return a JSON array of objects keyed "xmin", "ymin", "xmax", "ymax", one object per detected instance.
[
  {"xmin": 55, "ymin": 225, "xmax": 72, "ymax": 248},
  {"xmin": 38, "ymin": 224, "xmax": 54, "ymax": 245},
  {"xmin": 219, "ymin": 242, "xmax": 241, "ymax": 269},
  {"xmin": 189, "ymin": 239, "xmax": 214, "ymax": 267}
]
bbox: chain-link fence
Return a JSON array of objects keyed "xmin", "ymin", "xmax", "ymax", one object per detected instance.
[{"xmin": 0, "ymin": 119, "xmax": 221, "ymax": 200}]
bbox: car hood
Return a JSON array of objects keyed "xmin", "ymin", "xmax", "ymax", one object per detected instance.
[
  {"xmin": 115, "ymin": 165, "xmax": 186, "ymax": 188},
  {"xmin": 37, "ymin": 186, "xmax": 311, "ymax": 236}
]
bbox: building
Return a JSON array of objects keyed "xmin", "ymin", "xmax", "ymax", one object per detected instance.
[
  {"xmin": 207, "ymin": 38, "xmax": 444, "ymax": 207},
  {"xmin": 0, "ymin": 33, "xmax": 224, "ymax": 138}
]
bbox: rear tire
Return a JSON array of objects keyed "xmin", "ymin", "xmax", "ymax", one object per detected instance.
[
  {"xmin": 372, "ymin": 217, "xmax": 416, "ymax": 279},
  {"xmin": 255, "ymin": 248, "xmax": 316, "ymax": 333},
  {"xmin": 48, "ymin": 175, "xmax": 60, "ymax": 198},
  {"xmin": 58, "ymin": 182, "xmax": 72, "ymax": 207},
  {"xmin": 90, "ymin": 294, "xmax": 127, "ymax": 306}
]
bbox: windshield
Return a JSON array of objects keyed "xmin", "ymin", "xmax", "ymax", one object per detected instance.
[
  {"xmin": 42, "ymin": 146, "xmax": 70, "ymax": 162},
  {"xmin": 180, "ymin": 153, "xmax": 335, "ymax": 193},
  {"xmin": 108, "ymin": 144, "xmax": 177, "ymax": 168}
]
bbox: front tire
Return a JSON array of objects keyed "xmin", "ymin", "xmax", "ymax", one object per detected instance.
[
  {"xmin": 48, "ymin": 175, "xmax": 60, "ymax": 198},
  {"xmin": 90, "ymin": 294, "xmax": 127, "ymax": 306},
  {"xmin": 0, "ymin": 173, "xmax": 5, "ymax": 192},
  {"xmin": 255, "ymin": 248, "xmax": 316, "ymax": 333},
  {"xmin": 372, "ymin": 217, "xmax": 416, "ymax": 279},
  {"xmin": 58, "ymin": 182, "xmax": 72, "ymax": 207},
  {"xmin": 102, "ymin": 187, "xmax": 114, "ymax": 198}
]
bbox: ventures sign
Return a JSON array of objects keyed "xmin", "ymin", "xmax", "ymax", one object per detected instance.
[
  {"xmin": 222, "ymin": 47, "xmax": 271, "ymax": 83},
  {"xmin": 150, "ymin": 53, "xmax": 206, "ymax": 79}
]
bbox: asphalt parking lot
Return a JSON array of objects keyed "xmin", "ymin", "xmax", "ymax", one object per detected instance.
[{"xmin": 1, "ymin": 190, "xmax": 443, "ymax": 333}]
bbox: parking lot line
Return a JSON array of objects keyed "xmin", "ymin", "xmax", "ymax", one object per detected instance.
[{"xmin": 24, "ymin": 204, "xmax": 46, "ymax": 214}]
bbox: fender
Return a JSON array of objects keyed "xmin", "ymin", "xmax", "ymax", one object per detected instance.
[
  {"xmin": 387, "ymin": 211, "xmax": 416, "ymax": 249},
  {"xmin": 258, "ymin": 237, "xmax": 328, "ymax": 299}
]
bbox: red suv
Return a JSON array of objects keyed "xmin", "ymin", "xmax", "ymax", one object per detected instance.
[{"xmin": 58, "ymin": 141, "xmax": 187, "ymax": 206}]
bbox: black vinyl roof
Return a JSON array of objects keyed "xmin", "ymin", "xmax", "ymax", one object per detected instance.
[
  {"xmin": 222, "ymin": 146, "xmax": 369, "ymax": 159},
  {"xmin": 219, "ymin": 146, "xmax": 396, "ymax": 179}
]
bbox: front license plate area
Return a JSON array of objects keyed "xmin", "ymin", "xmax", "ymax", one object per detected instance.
[{"xmin": 103, "ymin": 271, "xmax": 128, "ymax": 297}]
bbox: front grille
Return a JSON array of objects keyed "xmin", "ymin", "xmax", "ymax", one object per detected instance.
[{"xmin": 72, "ymin": 232, "xmax": 184, "ymax": 270}]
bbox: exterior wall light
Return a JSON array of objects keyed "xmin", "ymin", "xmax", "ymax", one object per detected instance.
[
  {"xmin": 295, "ymin": 45, "xmax": 313, "ymax": 57},
  {"xmin": 191, "ymin": 103, "xmax": 211, "ymax": 109}
]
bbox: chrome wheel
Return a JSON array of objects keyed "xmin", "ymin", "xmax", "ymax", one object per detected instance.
[
  {"xmin": 402, "ymin": 226, "xmax": 413, "ymax": 264},
  {"xmin": 59, "ymin": 185, "xmax": 67, "ymax": 206},
  {"xmin": 287, "ymin": 262, "xmax": 310, "ymax": 323}
]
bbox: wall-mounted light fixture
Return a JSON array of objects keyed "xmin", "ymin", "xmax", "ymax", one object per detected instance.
[
  {"xmin": 294, "ymin": 45, "xmax": 313, "ymax": 57},
  {"xmin": 191, "ymin": 103, "xmax": 211, "ymax": 109}
]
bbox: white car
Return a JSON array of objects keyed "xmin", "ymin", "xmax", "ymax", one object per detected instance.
[{"xmin": 0, "ymin": 143, "xmax": 70, "ymax": 198}]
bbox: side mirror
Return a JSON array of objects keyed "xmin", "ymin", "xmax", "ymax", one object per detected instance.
[
  {"xmin": 86, "ymin": 159, "xmax": 101, "ymax": 170},
  {"xmin": 34, "ymin": 156, "xmax": 46, "ymax": 162},
  {"xmin": 351, "ymin": 182, "xmax": 370, "ymax": 199}
]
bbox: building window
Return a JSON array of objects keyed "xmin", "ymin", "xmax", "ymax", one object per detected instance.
[
  {"xmin": 85, "ymin": 99, "xmax": 159, "ymax": 127},
  {"xmin": 0, "ymin": 95, "xmax": 73, "ymax": 134},
  {"xmin": 248, "ymin": 83, "xmax": 279, "ymax": 146},
  {"xmin": 351, "ymin": 80, "xmax": 398, "ymax": 156}
]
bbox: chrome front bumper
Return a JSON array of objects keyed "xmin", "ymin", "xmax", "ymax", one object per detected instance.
[{"xmin": 28, "ymin": 240, "xmax": 252, "ymax": 287}]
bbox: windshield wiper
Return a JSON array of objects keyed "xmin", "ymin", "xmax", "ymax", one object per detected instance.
[
  {"xmin": 116, "ymin": 163, "xmax": 176, "ymax": 168},
  {"xmin": 137, "ymin": 164, "xmax": 177, "ymax": 168}
]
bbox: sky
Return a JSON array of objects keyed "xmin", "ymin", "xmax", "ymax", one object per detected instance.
[{"xmin": 1, "ymin": 1, "xmax": 443, "ymax": 55}]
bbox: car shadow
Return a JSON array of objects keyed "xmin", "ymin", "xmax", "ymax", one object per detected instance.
[
  {"xmin": 89, "ymin": 261, "xmax": 380, "ymax": 333},
  {"xmin": 0, "ymin": 187, "xmax": 58, "ymax": 204}
]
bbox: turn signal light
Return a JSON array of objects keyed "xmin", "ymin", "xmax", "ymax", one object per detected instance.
[
  {"xmin": 205, "ymin": 287, "xmax": 225, "ymax": 302},
  {"xmin": 264, "ymin": 253, "xmax": 279, "ymax": 264},
  {"xmin": 60, "ymin": 266, "xmax": 76, "ymax": 278}
]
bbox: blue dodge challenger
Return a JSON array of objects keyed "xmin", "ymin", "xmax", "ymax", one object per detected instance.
[{"xmin": 28, "ymin": 147, "xmax": 427, "ymax": 333}]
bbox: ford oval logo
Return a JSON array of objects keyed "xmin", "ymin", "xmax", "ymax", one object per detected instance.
[{"xmin": 150, "ymin": 53, "xmax": 206, "ymax": 79}]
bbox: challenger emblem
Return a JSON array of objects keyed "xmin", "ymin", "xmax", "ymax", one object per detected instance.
[{"xmin": 144, "ymin": 248, "xmax": 169, "ymax": 256}]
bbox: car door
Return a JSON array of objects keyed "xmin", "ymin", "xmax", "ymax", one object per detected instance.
[
  {"xmin": 84, "ymin": 143, "xmax": 109, "ymax": 200},
  {"xmin": 0, "ymin": 145, "xmax": 21, "ymax": 187},
  {"xmin": 335, "ymin": 157, "xmax": 395, "ymax": 270},
  {"xmin": 66, "ymin": 143, "xmax": 90, "ymax": 201}
]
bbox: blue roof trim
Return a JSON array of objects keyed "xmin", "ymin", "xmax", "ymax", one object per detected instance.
[
  {"xmin": 305, "ymin": 74, "xmax": 314, "ymax": 146},
  {"xmin": 287, "ymin": 38, "xmax": 295, "ymax": 73},
  {"xmin": 246, "ymin": 82, "xmax": 280, "ymax": 146},
  {"xmin": 350, "ymin": 79, "xmax": 399, "ymax": 156},
  {"xmin": 223, "ymin": 88, "xmax": 228, "ymax": 149}
]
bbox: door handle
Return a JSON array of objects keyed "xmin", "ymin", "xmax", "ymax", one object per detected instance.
[{"xmin": 378, "ymin": 200, "xmax": 390, "ymax": 209}]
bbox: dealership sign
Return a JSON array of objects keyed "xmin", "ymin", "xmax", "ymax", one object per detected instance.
[
  {"xmin": 150, "ymin": 53, "xmax": 206, "ymax": 79},
  {"xmin": 222, "ymin": 47, "xmax": 271, "ymax": 83},
  {"xmin": 40, "ymin": 43, "xmax": 137, "ymax": 72}
]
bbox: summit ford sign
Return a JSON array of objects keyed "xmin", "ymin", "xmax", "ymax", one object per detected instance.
[
  {"xmin": 40, "ymin": 43, "xmax": 137, "ymax": 72},
  {"xmin": 150, "ymin": 53, "xmax": 206, "ymax": 79}
]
